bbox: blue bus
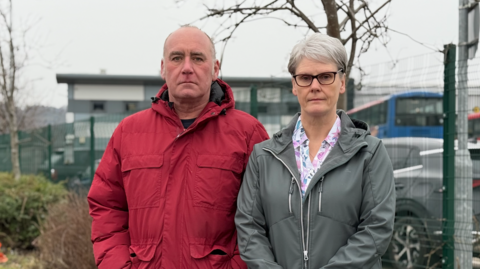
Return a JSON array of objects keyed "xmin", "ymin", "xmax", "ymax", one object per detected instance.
[{"xmin": 347, "ymin": 91, "xmax": 443, "ymax": 138}]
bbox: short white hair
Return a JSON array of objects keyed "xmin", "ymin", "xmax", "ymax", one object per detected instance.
[{"xmin": 287, "ymin": 33, "xmax": 347, "ymax": 75}]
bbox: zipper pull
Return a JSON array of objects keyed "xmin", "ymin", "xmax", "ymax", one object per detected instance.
[
  {"xmin": 289, "ymin": 177, "xmax": 295, "ymax": 214},
  {"xmin": 304, "ymin": 250, "xmax": 308, "ymax": 268},
  {"xmin": 289, "ymin": 177, "xmax": 295, "ymax": 194},
  {"xmin": 319, "ymin": 176, "xmax": 324, "ymax": 193},
  {"xmin": 318, "ymin": 176, "xmax": 324, "ymax": 213}
]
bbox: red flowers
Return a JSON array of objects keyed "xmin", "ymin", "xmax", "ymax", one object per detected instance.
[{"xmin": 0, "ymin": 242, "xmax": 7, "ymax": 263}]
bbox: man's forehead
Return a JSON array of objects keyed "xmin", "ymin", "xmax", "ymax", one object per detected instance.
[{"xmin": 163, "ymin": 27, "xmax": 214, "ymax": 57}]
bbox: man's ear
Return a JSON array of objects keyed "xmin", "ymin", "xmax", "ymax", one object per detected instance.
[
  {"xmin": 212, "ymin": 60, "xmax": 220, "ymax": 81},
  {"xmin": 160, "ymin": 59, "xmax": 165, "ymax": 79}
]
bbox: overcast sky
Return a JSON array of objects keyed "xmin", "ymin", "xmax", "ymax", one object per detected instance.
[{"xmin": 11, "ymin": 0, "xmax": 458, "ymax": 108}]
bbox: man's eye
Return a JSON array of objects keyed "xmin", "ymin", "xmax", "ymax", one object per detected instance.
[
  {"xmin": 193, "ymin": 57, "xmax": 204, "ymax": 62},
  {"xmin": 172, "ymin": 56, "xmax": 182, "ymax": 61}
]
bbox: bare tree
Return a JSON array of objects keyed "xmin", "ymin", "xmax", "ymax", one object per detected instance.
[
  {"xmin": 0, "ymin": 0, "xmax": 27, "ymax": 180},
  {"xmin": 194, "ymin": 0, "xmax": 392, "ymax": 110}
]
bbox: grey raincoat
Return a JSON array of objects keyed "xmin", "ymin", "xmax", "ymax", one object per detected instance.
[{"xmin": 235, "ymin": 110, "xmax": 395, "ymax": 269}]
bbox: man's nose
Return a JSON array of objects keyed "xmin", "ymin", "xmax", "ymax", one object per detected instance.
[{"xmin": 181, "ymin": 57, "xmax": 193, "ymax": 74}]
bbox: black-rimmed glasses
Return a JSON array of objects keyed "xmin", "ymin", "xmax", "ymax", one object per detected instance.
[{"xmin": 293, "ymin": 69, "xmax": 344, "ymax": 87}]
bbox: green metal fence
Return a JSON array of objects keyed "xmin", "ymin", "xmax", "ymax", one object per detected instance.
[{"xmin": 1, "ymin": 49, "xmax": 480, "ymax": 268}]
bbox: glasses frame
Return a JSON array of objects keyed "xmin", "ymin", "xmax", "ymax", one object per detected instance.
[{"xmin": 292, "ymin": 69, "xmax": 344, "ymax": 87}]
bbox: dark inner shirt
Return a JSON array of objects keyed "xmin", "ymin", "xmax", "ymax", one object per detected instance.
[{"xmin": 181, "ymin": 118, "xmax": 196, "ymax": 129}]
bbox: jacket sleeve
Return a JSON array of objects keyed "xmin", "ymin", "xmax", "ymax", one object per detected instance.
[
  {"xmin": 88, "ymin": 122, "xmax": 131, "ymax": 269},
  {"xmin": 235, "ymin": 145, "xmax": 284, "ymax": 269},
  {"xmin": 232, "ymin": 122, "xmax": 270, "ymax": 269},
  {"xmin": 322, "ymin": 140, "xmax": 396, "ymax": 269},
  {"xmin": 244, "ymin": 122, "xmax": 270, "ymax": 170}
]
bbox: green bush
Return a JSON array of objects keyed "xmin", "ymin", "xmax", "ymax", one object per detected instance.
[{"xmin": 0, "ymin": 173, "xmax": 67, "ymax": 249}]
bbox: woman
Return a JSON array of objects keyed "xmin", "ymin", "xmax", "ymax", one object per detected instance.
[{"xmin": 235, "ymin": 33, "xmax": 395, "ymax": 269}]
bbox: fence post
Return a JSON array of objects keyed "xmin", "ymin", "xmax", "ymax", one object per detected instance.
[
  {"xmin": 90, "ymin": 116, "xmax": 95, "ymax": 183},
  {"xmin": 346, "ymin": 78, "xmax": 355, "ymax": 111},
  {"xmin": 48, "ymin": 125, "xmax": 52, "ymax": 180},
  {"xmin": 17, "ymin": 130, "xmax": 21, "ymax": 173},
  {"xmin": 250, "ymin": 84, "xmax": 258, "ymax": 119},
  {"xmin": 442, "ymin": 43, "xmax": 456, "ymax": 269}
]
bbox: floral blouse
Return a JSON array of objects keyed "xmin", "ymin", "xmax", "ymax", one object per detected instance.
[{"xmin": 292, "ymin": 115, "xmax": 341, "ymax": 196}]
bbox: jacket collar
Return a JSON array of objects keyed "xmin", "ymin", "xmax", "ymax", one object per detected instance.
[
  {"xmin": 267, "ymin": 110, "xmax": 370, "ymax": 154},
  {"xmin": 263, "ymin": 110, "xmax": 371, "ymax": 199},
  {"xmin": 150, "ymin": 79, "xmax": 234, "ymax": 125}
]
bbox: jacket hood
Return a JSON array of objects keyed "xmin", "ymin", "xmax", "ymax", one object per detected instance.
[
  {"xmin": 266, "ymin": 110, "xmax": 371, "ymax": 155},
  {"xmin": 150, "ymin": 78, "xmax": 235, "ymax": 118}
]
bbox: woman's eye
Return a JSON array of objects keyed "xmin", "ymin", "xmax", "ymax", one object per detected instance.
[
  {"xmin": 320, "ymin": 74, "xmax": 333, "ymax": 80},
  {"xmin": 299, "ymin": 75, "xmax": 311, "ymax": 81}
]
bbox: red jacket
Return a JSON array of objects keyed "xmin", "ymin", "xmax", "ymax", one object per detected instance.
[{"xmin": 88, "ymin": 79, "xmax": 269, "ymax": 269}]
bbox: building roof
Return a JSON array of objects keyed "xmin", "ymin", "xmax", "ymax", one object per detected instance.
[{"xmin": 56, "ymin": 74, "xmax": 292, "ymax": 88}]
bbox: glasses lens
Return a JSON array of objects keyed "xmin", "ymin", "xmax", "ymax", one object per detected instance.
[
  {"xmin": 296, "ymin": 75, "xmax": 313, "ymax": 86},
  {"xmin": 318, "ymin": 73, "xmax": 335, "ymax": 85}
]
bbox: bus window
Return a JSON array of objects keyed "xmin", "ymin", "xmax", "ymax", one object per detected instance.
[
  {"xmin": 468, "ymin": 113, "xmax": 480, "ymax": 139},
  {"xmin": 350, "ymin": 101, "xmax": 387, "ymax": 126},
  {"xmin": 473, "ymin": 119, "xmax": 480, "ymax": 138},
  {"xmin": 395, "ymin": 97, "xmax": 443, "ymax": 126}
]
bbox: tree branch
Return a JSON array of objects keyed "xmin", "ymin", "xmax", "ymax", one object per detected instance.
[
  {"xmin": 338, "ymin": 1, "xmax": 366, "ymax": 29},
  {"xmin": 342, "ymin": 0, "xmax": 391, "ymax": 44},
  {"xmin": 346, "ymin": 0, "xmax": 357, "ymax": 79}
]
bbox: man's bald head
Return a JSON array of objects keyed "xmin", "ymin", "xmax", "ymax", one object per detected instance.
[{"xmin": 163, "ymin": 25, "xmax": 216, "ymax": 62}]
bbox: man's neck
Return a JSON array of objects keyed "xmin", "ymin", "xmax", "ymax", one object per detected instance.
[{"xmin": 172, "ymin": 98, "xmax": 209, "ymax": 120}]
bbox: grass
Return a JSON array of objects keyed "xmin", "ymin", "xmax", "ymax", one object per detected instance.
[{"xmin": 0, "ymin": 249, "xmax": 41, "ymax": 269}]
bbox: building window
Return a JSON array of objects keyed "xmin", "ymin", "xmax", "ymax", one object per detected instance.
[
  {"xmin": 125, "ymin": 102, "xmax": 137, "ymax": 112},
  {"xmin": 93, "ymin": 102, "xmax": 105, "ymax": 112}
]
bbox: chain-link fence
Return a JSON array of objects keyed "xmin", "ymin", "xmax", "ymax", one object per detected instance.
[
  {"xmin": 350, "ymin": 48, "xmax": 480, "ymax": 268},
  {"xmin": 1, "ymin": 47, "xmax": 480, "ymax": 268}
]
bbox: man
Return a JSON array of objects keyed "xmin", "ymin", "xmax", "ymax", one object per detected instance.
[{"xmin": 88, "ymin": 26, "xmax": 269, "ymax": 269}]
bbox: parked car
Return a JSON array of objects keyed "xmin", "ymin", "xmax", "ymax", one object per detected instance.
[
  {"xmin": 68, "ymin": 159, "xmax": 101, "ymax": 190},
  {"xmin": 382, "ymin": 137, "xmax": 480, "ymax": 268}
]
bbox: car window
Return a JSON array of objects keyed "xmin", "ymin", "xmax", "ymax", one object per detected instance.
[
  {"xmin": 470, "ymin": 149, "xmax": 480, "ymax": 179},
  {"xmin": 385, "ymin": 145, "xmax": 422, "ymax": 170}
]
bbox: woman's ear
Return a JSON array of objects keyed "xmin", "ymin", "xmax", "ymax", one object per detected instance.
[{"xmin": 291, "ymin": 78, "xmax": 298, "ymax": 96}]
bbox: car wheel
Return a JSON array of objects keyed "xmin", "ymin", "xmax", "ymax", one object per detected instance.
[{"xmin": 388, "ymin": 216, "xmax": 433, "ymax": 269}]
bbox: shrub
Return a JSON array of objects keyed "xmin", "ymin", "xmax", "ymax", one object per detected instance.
[
  {"xmin": 34, "ymin": 192, "xmax": 96, "ymax": 269},
  {"xmin": 0, "ymin": 173, "xmax": 67, "ymax": 249}
]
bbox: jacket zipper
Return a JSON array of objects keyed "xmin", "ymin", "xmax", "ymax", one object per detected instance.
[
  {"xmin": 263, "ymin": 148, "xmax": 309, "ymax": 269},
  {"xmin": 289, "ymin": 177, "xmax": 295, "ymax": 214},
  {"xmin": 318, "ymin": 176, "xmax": 325, "ymax": 212},
  {"xmin": 304, "ymin": 196, "xmax": 311, "ymax": 269}
]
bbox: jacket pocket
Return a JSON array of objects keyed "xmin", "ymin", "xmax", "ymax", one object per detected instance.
[
  {"xmin": 122, "ymin": 155, "xmax": 164, "ymax": 209},
  {"xmin": 195, "ymin": 154, "xmax": 243, "ymax": 212},
  {"xmin": 129, "ymin": 244, "xmax": 159, "ymax": 269},
  {"xmin": 190, "ymin": 244, "xmax": 231, "ymax": 269}
]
